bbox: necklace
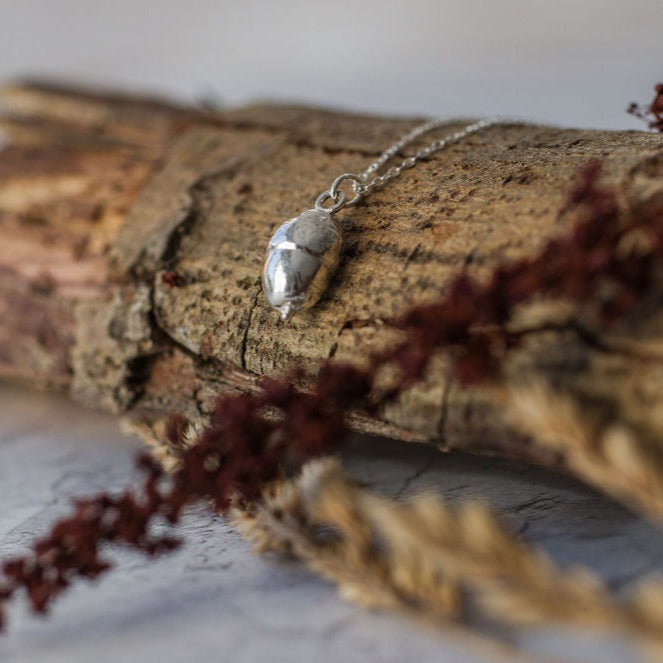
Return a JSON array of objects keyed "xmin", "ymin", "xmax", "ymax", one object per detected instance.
[{"xmin": 262, "ymin": 117, "xmax": 498, "ymax": 320}]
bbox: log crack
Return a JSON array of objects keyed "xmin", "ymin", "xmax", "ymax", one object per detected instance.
[{"xmin": 240, "ymin": 287, "xmax": 262, "ymax": 372}]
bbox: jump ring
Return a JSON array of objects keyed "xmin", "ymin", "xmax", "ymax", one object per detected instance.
[
  {"xmin": 315, "ymin": 189, "xmax": 346, "ymax": 213},
  {"xmin": 329, "ymin": 173, "xmax": 364, "ymax": 207}
]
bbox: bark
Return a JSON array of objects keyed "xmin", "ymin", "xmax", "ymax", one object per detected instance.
[{"xmin": 1, "ymin": 81, "xmax": 663, "ymax": 467}]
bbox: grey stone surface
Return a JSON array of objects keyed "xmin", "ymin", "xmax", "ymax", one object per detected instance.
[{"xmin": 0, "ymin": 384, "xmax": 659, "ymax": 662}]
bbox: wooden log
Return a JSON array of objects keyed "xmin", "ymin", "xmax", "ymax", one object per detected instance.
[{"xmin": 1, "ymin": 81, "xmax": 663, "ymax": 468}]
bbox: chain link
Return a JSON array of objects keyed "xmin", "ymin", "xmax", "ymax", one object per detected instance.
[{"xmin": 314, "ymin": 117, "xmax": 499, "ymax": 213}]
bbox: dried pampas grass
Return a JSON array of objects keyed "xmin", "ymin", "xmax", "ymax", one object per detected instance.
[
  {"xmin": 502, "ymin": 380, "xmax": 663, "ymax": 526},
  {"xmin": 234, "ymin": 457, "xmax": 663, "ymax": 660}
]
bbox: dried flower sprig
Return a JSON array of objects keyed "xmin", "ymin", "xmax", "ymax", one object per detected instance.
[
  {"xmin": 501, "ymin": 380, "xmax": 663, "ymax": 525},
  {"xmin": 235, "ymin": 459, "xmax": 462, "ymax": 617},
  {"xmin": 0, "ymin": 455, "xmax": 179, "ymax": 629},
  {"xmin": 628, "ymin": 83, "xmax": 663, "ymax": 132},
  {"xmin": 237, "ymin": 458, "xmax": 663, "ymax": 659}
]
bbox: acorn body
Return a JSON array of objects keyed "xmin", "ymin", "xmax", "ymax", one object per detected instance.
[{"xmin": 262, "ymin": 209, "xmax": 343, "ymax": 320}]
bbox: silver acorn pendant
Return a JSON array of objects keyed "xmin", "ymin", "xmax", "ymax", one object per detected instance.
[
  {"xmin": 262, "ymin": 209, "xmax": 343, "ymax": 320},
  {"xmin": 260, "ymin": 119, "xmax": 496, "ymax": 320}
]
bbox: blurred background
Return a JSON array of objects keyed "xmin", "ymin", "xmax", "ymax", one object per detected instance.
[{"xmin": 0, "ymin": 0, "xmax": 660, "ymax": 129}]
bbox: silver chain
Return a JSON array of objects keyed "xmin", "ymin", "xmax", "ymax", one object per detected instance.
[{"xmin": 314, "ymin": 117, "xmax": 498, "ymax": 214}]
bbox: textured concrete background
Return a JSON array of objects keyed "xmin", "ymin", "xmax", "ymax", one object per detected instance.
[{"xmin": 0, "ymin": 0, "xmax": 661, "ymax": 128}]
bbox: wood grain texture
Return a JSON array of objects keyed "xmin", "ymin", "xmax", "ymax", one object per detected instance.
[{"xmin": 1, "ymin": 81, "xmax": 663, "ymax": 466}]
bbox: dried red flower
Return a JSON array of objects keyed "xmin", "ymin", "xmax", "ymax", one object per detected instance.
[
  {"xmin": 161, "ymin": 270, "xmax": 186, "ymax": 288},
  {"xmin": 0, "ymin": 454, "xmax": 179, "ymax": 629},
  {"xmin": 396, "ymin": 161, "xmax": 663, "ymax": 383},
  {"xmin": 628, "ymin": 83, "xmax": 663, "ymax": 132}
]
